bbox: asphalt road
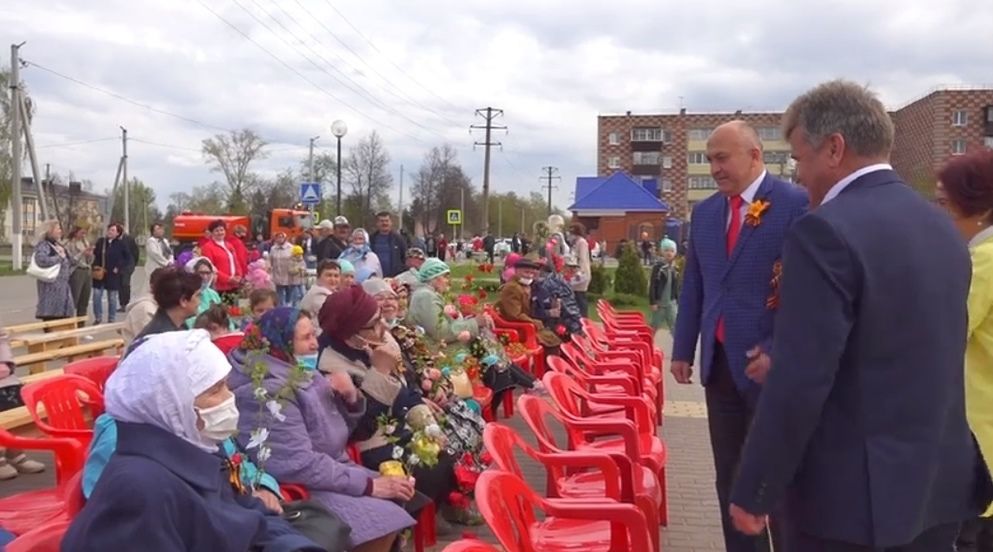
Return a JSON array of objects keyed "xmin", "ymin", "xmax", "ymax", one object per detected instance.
[{"xmin": 1, "ymin": 267, "xmax": 149, "ymax": 326}]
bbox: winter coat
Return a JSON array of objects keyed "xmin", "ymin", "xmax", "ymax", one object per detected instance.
[
  {"xmin": 33, "ymin": 238, "xmax": 76, "ymax": 319},
  {"xmin": 92, "ymin": 237, "xmax": 131, "ymax": 291}
]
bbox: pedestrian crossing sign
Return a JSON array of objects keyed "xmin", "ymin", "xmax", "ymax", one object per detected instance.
[
  {"xmin": 447, "ymin": 209, "xmax": 462, "ymax": 225},
  {"xmin": 300, "ymin": 182, "xmax": 321, "ymax": 205}
]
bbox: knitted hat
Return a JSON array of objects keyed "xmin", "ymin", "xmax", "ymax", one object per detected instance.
[
  {"xmin": 338, "ymin": 259, "xmax": 356, "ymax": 275},
  {"xmin": 417, "ymin": 258, "xmax": 451, "ymax": 283},
  {"xmin": 319, "ymin": 285, "xmax": 379, "ymax": 341},
  {"xmin": 659, "ymin": 236, "xmax": 678, "ymax": 252}
]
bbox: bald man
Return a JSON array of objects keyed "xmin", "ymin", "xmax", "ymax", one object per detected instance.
[{"xmin": 672, "ymin": 120, "xmax": 808, "ymax": 552}]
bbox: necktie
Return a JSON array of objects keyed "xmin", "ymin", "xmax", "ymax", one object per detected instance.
[{"xmin": 717, "ymin": 195, "xmax": 743, "ymax": 343}]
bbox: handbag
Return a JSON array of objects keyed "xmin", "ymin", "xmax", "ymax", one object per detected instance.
[
  {"xmin": 281, "ymin": 500, "xmax": 351, "ymax": 552},
  {"xmin": 92, "ymin": 240, "xmax": 108, "ymax": 281},
  {"xmin": 26, "ymin": 254, "xmax": 60, "ymax": 283}
]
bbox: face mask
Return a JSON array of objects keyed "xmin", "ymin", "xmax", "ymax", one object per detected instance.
[
  {"xmin": 519, "ymin": 277, "xmax": 533, "ymax": 286},
  {"xmin": 195, "ymin": 394, "xmax": 240, "ymax": 443},
  {"xmin": 296, "ymin": 353, "xmax": 319, "ymax": 371}
]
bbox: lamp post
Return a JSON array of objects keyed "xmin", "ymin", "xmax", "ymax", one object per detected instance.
[{"xmin": 330, "ymin": 120, "xmax": 348, "ymax": 216}]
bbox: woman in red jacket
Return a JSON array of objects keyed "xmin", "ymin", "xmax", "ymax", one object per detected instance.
[{"xmin": 198, "ymin": 219, "xmax": 244, "ymax": 303}]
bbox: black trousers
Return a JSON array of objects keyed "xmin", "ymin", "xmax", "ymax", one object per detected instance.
[
  {"xmin": 958, "ymin": 517, "xmax": 993, "ymax": 552},
  {"xmin": 705, "ymin": 342, "xmax": 781, "ymax": 552},
  {"xmin": 793, "ymin": 522, "xmax": 960, "ymax": 551},
  {"xmin": 574, "ymin": 292, "xmax": 588, "ymax": 318},
  {"xmin": 119, "ymin": 267, "xmax": 135, "ymax": 309}
]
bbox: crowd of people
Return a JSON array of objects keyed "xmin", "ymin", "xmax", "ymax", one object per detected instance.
[{"xmin": 13, "ymin": 203, "xmax": 597, "ymax": 550}]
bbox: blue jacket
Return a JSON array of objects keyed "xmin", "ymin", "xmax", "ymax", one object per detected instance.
[
  {"xmin": 672, "ymin": 174, "xmax": 807, "ymax": 392},
  {"xmin": 83, "ymin": 415, "xmax": 281, "ymax": 499},
  {"xmin": 730, "ymin": 170, "xmax": 992, "ymax": 546},
  {"xmin": 64, "ymin": 421, "xmax": 318, "ymax": 552}
]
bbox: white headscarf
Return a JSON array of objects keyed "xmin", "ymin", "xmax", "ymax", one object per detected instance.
[{"xmin": 105, "ymin": 330, "xmax": 231, "ymax": 452}]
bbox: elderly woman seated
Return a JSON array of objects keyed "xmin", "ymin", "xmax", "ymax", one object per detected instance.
[
  {"xmin": 230, "ymin": 307, "xmax": 415, "ymax": 552},
  {"xmin": 63, "ymin": 330, "xmax": 322, "ymax": 552}
]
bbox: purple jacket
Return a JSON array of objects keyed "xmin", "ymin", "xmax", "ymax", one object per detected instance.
[{"xmin": 229, "ymin": 349, "xmax": 415, "ymax": 547}]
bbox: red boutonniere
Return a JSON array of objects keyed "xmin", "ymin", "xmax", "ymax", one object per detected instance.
[
  {"xmin": 555, "ymin": 324, "xmax": 568, "ymax": 337},
  {"xmin": 745, "ymin": 199, "xmax": 771, "ymax": 227},
  {"xmin": 226, "ymin": 453, "xmax": 247, "ymax": 495},
  {"xmin": 766, "ymin": 259, "xmax": 783, "ymax": 310}
]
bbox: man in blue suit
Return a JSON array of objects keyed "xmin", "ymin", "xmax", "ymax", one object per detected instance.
[
  {"xmin": 672, "ymin": 121, "xmax": 808, "ymax": 551},
  {"xmin": 729, "ymin": 80, "xmax": 993, "ymax": 551}
]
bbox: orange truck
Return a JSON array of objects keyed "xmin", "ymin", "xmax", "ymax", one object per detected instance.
[{"xmin": 172, "ymin": 208, "xmax": 314, "ymax": 249}]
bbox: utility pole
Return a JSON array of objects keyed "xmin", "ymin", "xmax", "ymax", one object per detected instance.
[
  {"xmin": 9, "ymin": 43, "xmax": 23, "ymax": 270},
  {"xmin": 121, "ymin": 126, "xmax": 128, "ymax": 232},
  {"xmin": 459, "ymin": 186, "xmax": 465, "ymax": 241},
  {"xmin": 498, "ymin": 200, "xmax": 502, "ymax": 238},
  {"xmin": 541, "ymin": 166, "xmax": 560, "ymax": 216},
  {"xmin": 470, "ymin": 107, "xmax": 506, "ymax": 234},
  {"xmin": 308, "ymin": 136, "xmax": 319, "ymax": 181},
  {"xmin": 398, "ymin": 164, "xmax": 404, "ymax": 231}
]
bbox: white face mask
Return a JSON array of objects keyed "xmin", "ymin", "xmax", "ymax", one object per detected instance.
[
  {"xmin": 519, "ymin": 277, "xmax": 533, "ymax": 286},
  {"xmin": 195, "ymin": 394, "xmax": 240, "ymax": 443}
]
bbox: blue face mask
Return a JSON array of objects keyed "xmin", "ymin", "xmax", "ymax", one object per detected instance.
[{"xmin": 296, "ymin": 353, "xmax": 319, "ymax": 371}]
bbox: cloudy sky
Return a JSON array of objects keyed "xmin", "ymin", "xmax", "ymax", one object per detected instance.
[{"xmin": 4, "ymin": 0, "xmax": 992, "ymax": 217}]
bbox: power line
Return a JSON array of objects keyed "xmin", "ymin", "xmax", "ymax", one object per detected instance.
[
  {"xmin": 198, "ymin": 0, "xmax": 428, "ymax": 144},
  {"xmin": 319, "ymin": 0, "xmax": 463, "ymax": 114},
  {"xmin": 540, "ymin": 166, "xmax": 560, "ymax": 216},
  {"xmin": 22, "ymin": 60, "xmax": 234, "ymax": 133},
  {"xmin": 36, "ymin": 137, "xmax": 119, "ymax": 149},
  {"xmin": 129, "ymin": 137, "xmax": 202, "ymax": 152},
  {"xmin": 293, "ymin": 0, "xmax": 463, "ymax": 127}
]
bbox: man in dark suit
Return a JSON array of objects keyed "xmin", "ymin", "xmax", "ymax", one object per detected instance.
[
  {"xmin": 730, "ymin": 80, "xmax": 992, "ymax": 551},
  {"xmin": 118, "ymin": 229, "xmax": 140, "ymax": 311},
  {"xmin": 672, "ymin": 121, "xmax": 808, "ymax": 552}
]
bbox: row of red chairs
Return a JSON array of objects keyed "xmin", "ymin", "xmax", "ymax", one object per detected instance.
[{"xmin": 442, "ymin": 303, "xmax": 668, "ymax": 552}]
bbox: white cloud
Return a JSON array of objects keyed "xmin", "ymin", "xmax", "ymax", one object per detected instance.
[{"xmin": 4, "ymin": 0, "xmax": 992, "ymax": 218}]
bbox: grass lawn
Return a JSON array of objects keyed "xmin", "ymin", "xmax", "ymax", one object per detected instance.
[
  {"xmin": 446, "ymin": 260, "xmax": 653, "ymax": 321},
  {"xmin": 0, "ymin": 263, "xmax": 24, "ymax": 277}
]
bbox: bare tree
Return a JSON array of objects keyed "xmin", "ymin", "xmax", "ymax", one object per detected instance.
[
  {"xmin": 343, "ymin": 131, "xmax": 393, "ymax": 226},
  {"xmin": 201, "ymin": 129, "xmax": 268, "ymax": 213},
  {"xmin": 411, "ymin": 145, "xmax": 474, "ymax": 235}
]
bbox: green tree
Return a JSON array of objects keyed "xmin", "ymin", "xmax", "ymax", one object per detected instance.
[
  {"xmin": 110, "ymin": 178, "xmax": 161, "ymax": 235},
  {"xmin": 614, "ymin": 241, "xmax": 647, "ymax": 295}
]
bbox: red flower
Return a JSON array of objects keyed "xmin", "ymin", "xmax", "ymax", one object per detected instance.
[
  {"xmin": 464, "ymin": 275, "xmax": 475, "ymax": 283},
  {"xmin": 476, "ymin": 289, "xmax": 488, "ymax": 300},
  {"xmin": 480, "ymin": 451, "xmax": 494, "ymax": 465},
  {"xmin": 555, "ymin": 324, "xmax": 567, "ymax": 336},
  {"xmin": 448, "ymin": 491, "xmax": 470, "ymax": 509}
]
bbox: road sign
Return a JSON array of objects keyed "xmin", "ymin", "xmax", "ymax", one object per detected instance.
[
  {"xmin": 447, "ymin": 209, "xmax": 462, "ymax": 225},
  {"xmin": 300, "ymin": 182, "xmax": 321, "ymax": 205}
]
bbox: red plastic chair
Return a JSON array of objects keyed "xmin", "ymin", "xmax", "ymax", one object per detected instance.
[
  {"xmin": 20, "ymin": 375, "xmax": 104, "ymax": 450},
  {"xmin": 476, "ymin": 470, "xmax": 654, "ymax": 552},
  {"xmin": 518, "ymin": 394, "xmax": 667, "ymax": 525},
  {"xmin": 62, "ymin": 356, "xmax": 118, "ymax": 392},
  {"xmin": 4, "ymin": 517, "xmax": 71, "ymax": 552},
  {"xmin": 484, "ymin": 423, "xmax": 660, "ymax": 548},
  {"xmin": 596, "ymin": 299, "xmax": 647, "ymax": 324},
  {"xmin": 212, "ymin": 332, "xmax": 246, "ymax": 355},
  {"xmin": 487, "ymin": 306, "xmax": 546, "ymax": 377},
  {"xmin": 0, "ymin": 429, "xmax": 85, "ymax": 536},
  {"xmin": 560, "ymin": 342, "xmax": 654, "ymax": 402},
  {"xmin": 545, "ymin": 358, "xmax": 657, "ymax": 430},
  {"xmin": 441, "ymin": 540, "xmax": 500, "ymax": 552}
]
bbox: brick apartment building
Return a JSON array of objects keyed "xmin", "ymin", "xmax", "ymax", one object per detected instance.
[{"xmin": 595, "ymin": 86, "xmax": 993, "ymax": 222}]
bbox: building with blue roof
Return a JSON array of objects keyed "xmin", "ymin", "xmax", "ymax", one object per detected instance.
[{"xmin": 569, "ymin": 171, "xmax": 679, "ymax": 253}]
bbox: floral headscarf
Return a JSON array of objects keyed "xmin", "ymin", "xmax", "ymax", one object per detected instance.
[
  {"xmin": 240, "ymin": 306, "xmax": 303, "ymax": 363},
  {"xmin": 339, "ymin": 228, "xmax": 371, "ymax": 262}
]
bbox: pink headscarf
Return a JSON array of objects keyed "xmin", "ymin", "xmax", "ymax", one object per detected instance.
[{"xmin": 502, "ymin": 253, "xmax": 521, "ymax": 283}]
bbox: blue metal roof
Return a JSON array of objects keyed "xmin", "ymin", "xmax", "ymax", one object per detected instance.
[{"xmin": 569, "ymin": 172, "xmax": 669, "ymax": 212}]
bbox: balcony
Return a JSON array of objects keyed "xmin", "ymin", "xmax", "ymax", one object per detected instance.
[{"xmin": 632, "ymin": 164, "xmax": 660, "ymax": 176}]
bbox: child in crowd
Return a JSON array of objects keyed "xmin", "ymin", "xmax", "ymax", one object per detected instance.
[
  {"xmin": 300, "ymin": 260, "xmax": 340, "ymax": 323},
  {"xmin": 338, "ymin": 259, "xmax": 356, "ymax": 288},
  {"xmin": 248, "ymin": 288, "xmax": 278, "ymax": 322},
  {"xmin": 649, "ymin": 237, "xmax": 680, "ymax": 333},
  {"xmin": 193, "ymin": 304, "xmax": 233, "ymax": 340},
  {"xmin": 288, "ymin": 245, "xmax": 308, "ymax": 305}
]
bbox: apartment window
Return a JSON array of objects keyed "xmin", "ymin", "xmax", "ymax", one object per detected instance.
[
  {"xmin": 763, "ymin": 151, "xmax": 790, "ymax": 165},
  {"xmin": 984, "ymin": 136, "xmax": 993, "ymax": 149},
  {"xmin": 633, "ymin": 151, "xmax": 661, "ymax": 165},
  {"xmin": 757, "ymin": 127, "xmax": 782, "ymax": 141},
  {"xmin": 986, "ymin": 106, "xmax": 993, "ymax": 123},
  {"xmin": 608, "ymin": 132, "xmax": 619, "ymax": 145},
  {"xmin": 952, "ymin": 139, "xmax": 967, "ymax": 155},
  {"xmin": 688, "ymin": 176, "xmax": 718, "ymax": 189},
  {"xmin": 687, "ymin": 152, "xmax": 709, "ymax": 164},
  {"xmin": 631, "ymin": 127, "xmax": 670, "ymax": 142},
  {"xmin": 688, "ymin": 128, "xmax": 712, "ymax": 141},
  {"xmin": 661, "ymin": 156, "xmax": 673, "ymax": 169},
  {"xmin": 952, "ymin": 110, "xmax": 968, "ymax": 127},
  {"xmin": 661, "ymin": 178, "xmax": 673, "ymax": 192},
  {"xmin": 607, "ymin": 156, "xmax": 621, "ymax": 169}
]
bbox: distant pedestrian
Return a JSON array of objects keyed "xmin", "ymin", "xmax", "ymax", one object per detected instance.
[
  {"xmin": 65, "ymin": 226, "xmax": 94, "ymax": 321},
  {"xmin": 32, "ymin": 220, "xmax": 76, "ymax": 322}
]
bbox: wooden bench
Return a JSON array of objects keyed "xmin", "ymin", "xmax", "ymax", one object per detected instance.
[
  {"xmin": 14, "ymin": 339, "xmax": 125, "ymax": 374},
  {"xmin": 8, "ymin": 323, "xmax": 124, "ymax": 374},
  {"xmin": 4, "ymin": 316, "xmax": 89, "ymax": 336}
]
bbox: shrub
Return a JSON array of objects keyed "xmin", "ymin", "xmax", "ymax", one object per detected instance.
[
  {"xmin": 613, "ymin": 241, "xmax": 648, "ymax": 296},
  {"xmin": 588, "ymin": 262, "xmax": 610, "ymax": 295},
  {"xmin": 607, "ymin": 293, "xmax": 643, "ymax": 307}
]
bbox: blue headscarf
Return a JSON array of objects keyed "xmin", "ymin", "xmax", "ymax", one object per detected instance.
[
  {"xmin": 339, "ymin": 228, "xmax": 371, "ymax": 263},
  {"xmin": 241, "ymin": 306, "xmax": 303, "ymax": 364}
]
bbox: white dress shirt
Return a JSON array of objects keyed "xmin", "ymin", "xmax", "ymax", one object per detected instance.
[
  {"xmin": 820, "ymin": 163, "xmax": 892, "ymax": 206},
  {"xmin": 727, "ymin": 170, "xmax": 767, "ymax": 230}
]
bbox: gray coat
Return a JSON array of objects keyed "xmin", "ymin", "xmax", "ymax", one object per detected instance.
[{"xmin": 34, "ymin": 239, "xmax": 76, "ymax": 320}]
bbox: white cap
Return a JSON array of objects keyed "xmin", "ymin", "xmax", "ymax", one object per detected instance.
[
  {"xmin": 333, "ymin": 216, "xmax": 350, "ymax": 227},
  {"xmin": 317, "ymin": 220, "xmax": 334, "ymax": 230}
]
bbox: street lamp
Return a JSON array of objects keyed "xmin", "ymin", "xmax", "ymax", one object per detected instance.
[{"xmin": 330, "ymin": 120, "xmax": 348, "ymax": 215}]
